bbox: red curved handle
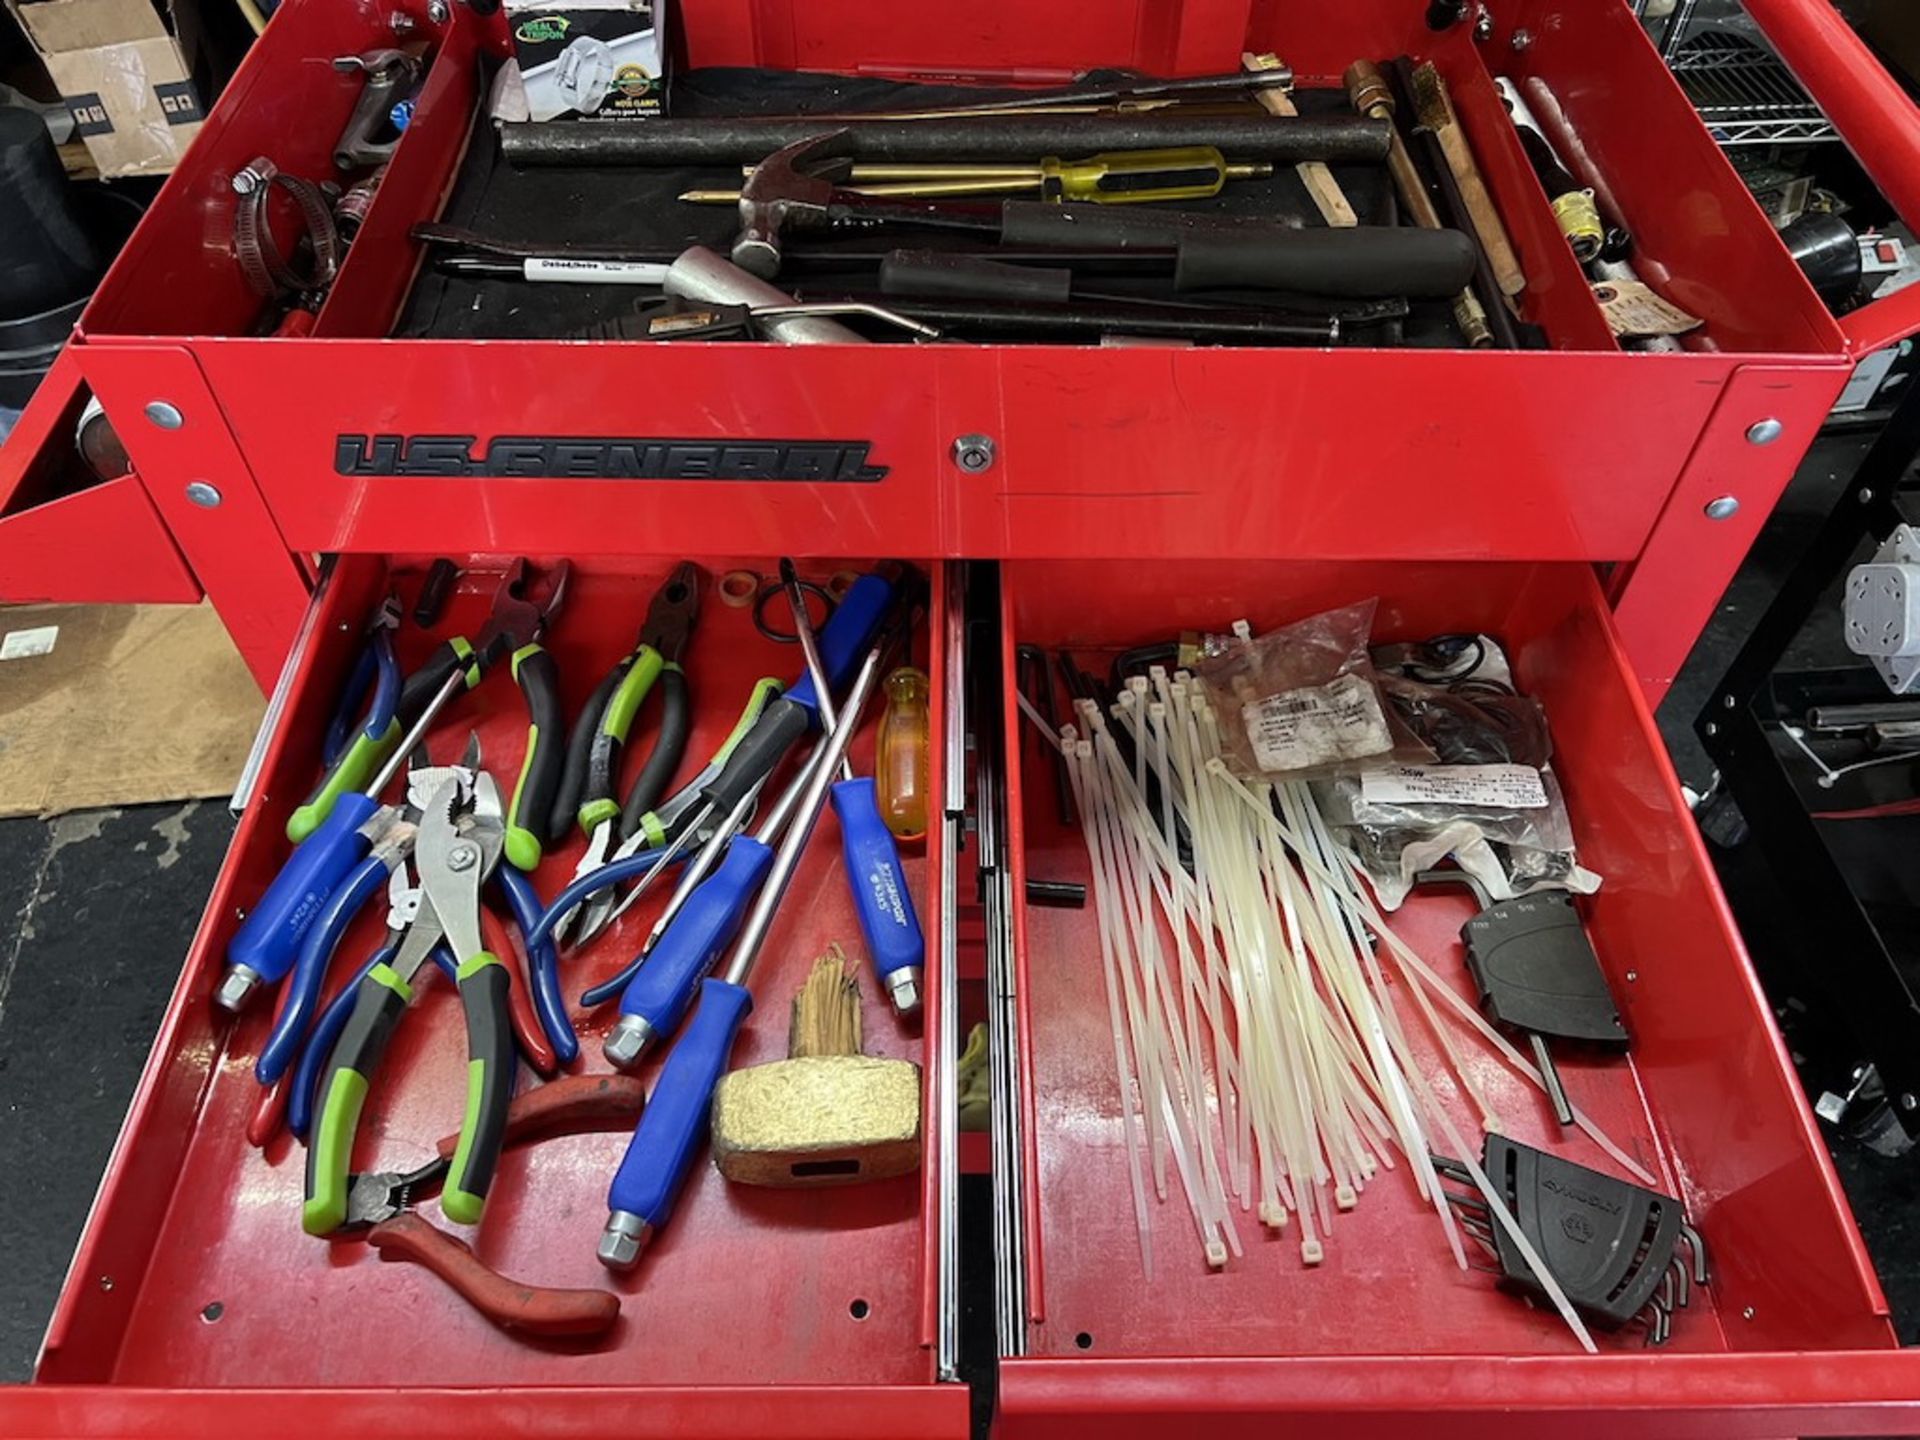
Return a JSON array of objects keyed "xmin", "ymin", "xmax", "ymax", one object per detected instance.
[{"xmin": 1743, "ymin": 0, "xmax": 1920, "ymax": 354}]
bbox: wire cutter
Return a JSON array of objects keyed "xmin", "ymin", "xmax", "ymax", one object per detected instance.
[
  {"xmin": 547, "ymin": 564, "xmax": 703, "ymax": 945},
  {"xmin": 304, "ymin": 769, "xmax": 516, "ymax": 1236},
  {"xmin": 329, "ymin": 1074, "xmax": 644, "ymax": 1338}
]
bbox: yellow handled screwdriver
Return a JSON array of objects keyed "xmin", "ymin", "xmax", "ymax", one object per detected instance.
[{"xmin": 680, "ymin": 146, "xmax": 1273, "ymax": 206}]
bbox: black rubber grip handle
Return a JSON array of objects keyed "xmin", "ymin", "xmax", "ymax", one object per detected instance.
[
  {"xmin": 826, "ymin": 290, "xmax": 1336, "ymax": 343},
  {"xmin": 551, "ymin": 662, "xmax": 625, "ymax": 844},
  {"xmin": 1172, "ymin": 227, "xmax": 1479, "ymax": 298},
  {"xmin": 997, "ymin": 199, "xmax": 1299, "ymax": 250},
  {"xmin": 501, "ymin": 115, "xmax": 1393, "ymax": 167},
  {"xmin": 879, "ymin": 249, "xmax": 1074, "ymax": 304},
  {"xmin": 398, "ymin": 637, "xmax": 479, "ymax": 721},
  {"xmin": 622, "ymin": 666, "xmax": 692, "ymax": 837},
  {"xmin": 700, "ymin": 695, "xmax": 812, "ymax": 819},
  {"xmin": 505, "ymin": 646, "xmax": 564, "ymax": 871},
  {"xmin": 440, "ymin": 960, "xmax": 516, "ymax": 1225},
  {"xmin": 412, "ymin": 559, "xmax": 460, "ymax": 628}
]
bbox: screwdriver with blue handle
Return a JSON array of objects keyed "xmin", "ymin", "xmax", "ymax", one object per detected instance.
[
  {"xmin": 216, "ymin": 662, "xmax": 473, "ymax": 1014},
  {"xmin": 778, "ymin": 559, "xmax": 925, "ymax": 1016},
  {"xmin": 598, "ymin": 629, "xmax": 895, "ymax": 1269},
  {"xmin": 593, "ymin": 566, "xmax": 900, "ymax": 1066},
  {"xmin": 597, "ymin": 732, "xmax": 824, "ymax": 1068},
  {"xmin": 561, "ymin": 675, "xmax": 784, "ymax": 952}
]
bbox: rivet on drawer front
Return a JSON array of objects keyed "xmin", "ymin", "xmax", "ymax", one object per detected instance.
[
  {"xmin": 952, "ymin": 434, "xmax": 996, "ymax": 473},
  {"xmin": 144, "ymin": 400, "xmax": 184, "ymax": 429},
  {"xmin": 1743, "ymin": 1306, "xmax": 1757, "ymax": 1320},
  {"xmin": 1704, "ymin": 496, "xmax": 1740, "ymax": 521},
  {"xmin": 1746, "ymin": 418, "xmax": 1784, "ymax": 445},
  {"xmin": 185, "ymin": 482, "xmax": 223, "ymax": 509}
]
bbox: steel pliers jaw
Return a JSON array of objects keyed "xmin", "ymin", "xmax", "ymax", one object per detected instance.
[{"xmin": 303, "ymin": 768, "xmax": 520, "ymax": 1237}]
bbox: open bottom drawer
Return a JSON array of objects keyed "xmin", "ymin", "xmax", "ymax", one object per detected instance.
[
  {"xmin": 994, "ymin": 559, "xmax": 1920, "ymax": 1438},
  {"xmin": 21, "ymin": 555, "xmax": 964, "ymax": 1437}
]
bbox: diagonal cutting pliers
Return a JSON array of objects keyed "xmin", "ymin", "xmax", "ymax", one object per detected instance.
[{"xmin": 547, "ymin": 564, "xmax": 702, "ymax": 947}]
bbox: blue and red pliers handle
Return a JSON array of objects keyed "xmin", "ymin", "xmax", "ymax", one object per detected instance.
[
  {"xmin": 299, "ymin": 604, "xmax": 406, "ymax": 842},
  {"xmin": 495, "ymin": 864, "xmax": 572, "ymax": 1066}
]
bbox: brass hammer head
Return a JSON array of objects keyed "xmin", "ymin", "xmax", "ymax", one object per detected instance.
[{"xmin": 711, "ymin": 1055, "xmax": 921, "ymax": 1187}]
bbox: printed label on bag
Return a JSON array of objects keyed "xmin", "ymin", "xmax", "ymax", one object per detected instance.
[
  {"xmin": 0, "ymin": 625, "xmax": 59, "ymax": 660},
  {"xmin": 1360, "ymin": 763, "xmax": 1549, "ymax": 810},
  {"xmin": 1244, "ymin": 673, "xmax": 1392, "ymax": 772}
]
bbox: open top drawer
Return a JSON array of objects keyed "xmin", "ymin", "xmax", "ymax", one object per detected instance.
[
  {"xmin": 17, "ymin": 553, "xmax": 966, "ymax": 1437},
  {"xmin": 68, "ymin": 0, "xmax": 1853, "ymax": 573},
  {"xmin": 993, "ymin": 557, "xmax": 1920, "ymax": 1437}
]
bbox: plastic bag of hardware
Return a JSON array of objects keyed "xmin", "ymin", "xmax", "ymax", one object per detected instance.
[
  {"xmin": 1336, "ymin": 799, "xmax": 1601, "ymax": 911},
  {"xmin": 1195, "ymin": 601, "xmax": 1433, "ymax": 781},
  {"xmin": 1342, "ymin": 822, "xmax": 1600, "ymax": 911},
  {"xmin": 1373, "ymin": 633, "xmax": 1554, "ymax": 769},
  {"xmin": 1324, "ymin": 764, "xmax": 1576, "ymax": 849}
]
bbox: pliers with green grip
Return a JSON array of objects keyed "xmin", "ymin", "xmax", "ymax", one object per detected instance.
[
  {"xmin": 304, "ymin": 768, "xmax": 515, "ymax": 1236},
  {"xmin": 546, "ymin": 565, "xmax": 702, "ymax": 933},
  {"xmin": 291, "ymin": 560, "xmax": 570, "ymax": 849}
]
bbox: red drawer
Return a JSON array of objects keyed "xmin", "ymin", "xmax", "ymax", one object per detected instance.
[
  {"xmin": 993, "ymin": 557, "xmax": 1920, "ymax": 1437},
  {"xmin": 9, "ymin": 554, "xmax": 966, "ymax": 1438},
  {"xmin": 58, "ymin": 0, "xmax": 1917, "ymax": 701}
]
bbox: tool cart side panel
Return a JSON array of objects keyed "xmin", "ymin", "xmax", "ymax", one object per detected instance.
[
  {"xmin": 1609, "ymin": 363, "xmax": 1852, "ymax": 706},
  {"xmin": 74, "ymin": 343, "xmax": 315, "ymax": 691},
  {"xmin": 0, "ymin": 348, "xmax": 201, "ymax": 606}
]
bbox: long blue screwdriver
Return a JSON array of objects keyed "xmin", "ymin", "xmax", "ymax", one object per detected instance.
[
  {"xmin": 598, "ymin": 632, "xmax": 892, "ymax": 1270},
  {"xmin": 778, "ymin": 558, "xmax": 924, "ymax": 1016}
]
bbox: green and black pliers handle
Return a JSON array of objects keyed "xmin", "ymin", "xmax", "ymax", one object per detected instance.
[
  {"xmin": 561, "ymin": 645, "xmax": 692, "ymax": 836},
  {"xmin": 300, "ymin": 933, "xmax": 516, "ymax": 1235},
  {"xmin": 503, "ymin": 642, "xmax": 565, "ymax": 871},
  {"xmin": 288, "ymin": 634, "xmax": 484, "ymax": 844}
]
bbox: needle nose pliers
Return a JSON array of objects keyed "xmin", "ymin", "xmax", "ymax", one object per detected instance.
[{"xmin": 304, "ymin": 769, "xmax": 516, "ymax": 1235}]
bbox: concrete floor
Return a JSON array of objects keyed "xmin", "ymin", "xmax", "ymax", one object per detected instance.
[
  {"xmin": 0, "ymin": 801, "xmax": 233, "ymax": 1379},
  {"xmin": 3, "ymin": 430, "xmax": 1918, "ymax": 1377}
]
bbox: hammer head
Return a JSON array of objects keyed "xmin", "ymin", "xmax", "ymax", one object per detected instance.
[
  {"xmin": 733, "ymin": 129, "xmax": 855, "ymax": 280},
  {"xmin": 711, "ymin": 1055, "xmax": 921, "ymax": 1187}
]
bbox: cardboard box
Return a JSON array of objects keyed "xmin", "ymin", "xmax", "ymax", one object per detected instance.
[
  {"xmin": 9, "ymin": 0, "xmax": 202, "ymax": 178},
  {"xmin": 506, "ymin": 0, "xmax": 664, "ymax": 122}
]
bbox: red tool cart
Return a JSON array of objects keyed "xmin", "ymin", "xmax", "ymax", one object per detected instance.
[{"xmin": 5, "ymin": 0, "xmax": 1920, "ymax": 1433}]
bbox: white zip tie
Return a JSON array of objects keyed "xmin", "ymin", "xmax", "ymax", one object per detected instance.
[
  {"xmin": 1210, "ymin": 760, "xmax": 1656, "ymax": 1187},
  {"xmin": 1067, "ymin": 740, "xmax": 1155, "ymax": 1277}
]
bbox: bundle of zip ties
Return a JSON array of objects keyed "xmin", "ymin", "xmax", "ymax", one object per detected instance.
[{"xmin": 1020, "ymin": 667, "xmax": 1657, "ymax": 1353}]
